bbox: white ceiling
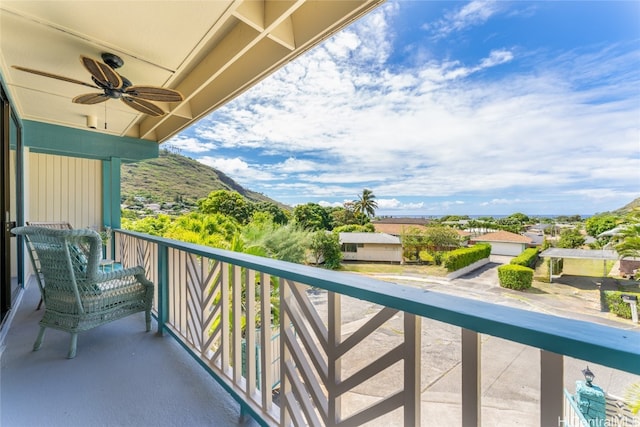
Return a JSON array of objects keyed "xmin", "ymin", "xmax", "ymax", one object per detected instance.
[{"xmin": 0, "ymin": 0, "xmax": 382, "ymax": 143}]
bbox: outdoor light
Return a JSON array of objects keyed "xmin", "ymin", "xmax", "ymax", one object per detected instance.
[
  {"xmin": 86, "ymin": 115, "xmax": 97, "ymax": 129},
  {"xmin": 582, "ymin": 366, "xmax": 595, "ymax": 386}
]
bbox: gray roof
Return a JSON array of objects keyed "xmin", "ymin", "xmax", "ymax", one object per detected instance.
[
  {"xmin": 339, "ymin": 232, "xmax": 401, "ymax": 245},
  {"xmin": 539, "ymin": 248, "xmax": 619, "ymax": 260}
]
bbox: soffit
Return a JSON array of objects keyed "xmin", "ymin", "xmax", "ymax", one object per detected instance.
[{"xmin": 0, "ymin": 0, "xmax": 383, "ymax": 143}]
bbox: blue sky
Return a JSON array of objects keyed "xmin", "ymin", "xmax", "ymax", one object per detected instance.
[{"xmin": 167, "ymin": 1, "xmax": 640, "ymax": 217}]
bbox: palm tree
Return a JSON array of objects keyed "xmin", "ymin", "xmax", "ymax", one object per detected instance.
[{"xmin": 353, "ymin": 189, "xmax": 378, "ymax": 221}]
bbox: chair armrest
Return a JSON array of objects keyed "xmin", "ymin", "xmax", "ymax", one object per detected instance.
[{"xmin": 96, "ymin": 266, "xmax": 154, "ymax": 290}]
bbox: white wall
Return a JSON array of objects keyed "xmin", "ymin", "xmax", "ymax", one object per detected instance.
[
  {"xmin": 26, "ymin": 150, "xmax": 102, "ymax": 229},
  {"xmin": 354, "ymin": 244, "xmax": 402, "ymax": 263}
]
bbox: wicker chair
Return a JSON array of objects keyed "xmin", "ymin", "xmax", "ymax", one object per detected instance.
[
  {"xmin": 12, "ymin": 226, "xmax": 154, "ymax": 358},
  {"xmin": 25, "ymin": 221, "xmax": 73, "ymax": 310}
]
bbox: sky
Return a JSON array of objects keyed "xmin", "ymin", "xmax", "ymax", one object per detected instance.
[{"xmin": 166, "ymin": 0, "xmax": 640, "ymax": 217}]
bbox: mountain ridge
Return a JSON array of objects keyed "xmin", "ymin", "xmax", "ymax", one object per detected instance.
[{"xmin": 121, "ymin": 150, "xmax": 287, "ymax": 208}]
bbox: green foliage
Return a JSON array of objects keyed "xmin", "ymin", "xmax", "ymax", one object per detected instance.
[
  {"xmin": 198, "ymin": 190, "xmax": 253, "ymax": 224},
  {"xmin": 510, "ymin": 248, "xmax": 539, "ymax": 267},
  {"xmin": 293, "ymin": 203, "xmax": 331, "ymax": 231},
  {"xmin": 122, "ymin": 214, "xmax": 175, "ymax": 236},
  {"xmin": 615, "ymin": 224, "xmax": 640, "ymax": 259},
  {"xmin": 329, "ymin": 202, "xmax": 363, "ymax": 228},
  {"xmin": 506, "ymin": 212, "xmax": 530, "ymax": 223},
  {"xmin": 557, "ymin": 228, "xmax": 586, "ymax": 248},
  {"xmin": 333, "ymin": 224, "xmax": 375, "ymax": 233},
  {"xmin": 498, "ymin": 265, "xmax": 533, "ymax": 290},
  {"xmin": 423, "ymin": 226, "xmax": 461, "ymax": 251},
  {"xmin": 443, "ymin": 244, "xmax": 491, "ymax": 272},
  {"xmin": 585, "ymin": 214, "xmax": 619, "ymax": 237},
  {"xmin": 253, "ymin": 202, "xmax": 289, "ymax": 225},
  {"xmin": 626, "ymin": 383, "xmax": 640, "ymax": 415},
  {"xmin": 309, "ymin": 231, "xmax": 342, "ymax": 269},
  {"xmin": 603, "ymin": 290, "xmax": 640, "ymax": 319},
  {"xmin": 418, "ymin": 251, "xmax": 435, "ymax": 264}
]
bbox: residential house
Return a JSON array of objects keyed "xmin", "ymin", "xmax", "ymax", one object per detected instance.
[
  {"xmin": 470, "ymin": 230, "xmax": 533, "ymax": 256},
  {"xmin": 339, "ymin": 232, "xmax": 402, "ymax": 263}
]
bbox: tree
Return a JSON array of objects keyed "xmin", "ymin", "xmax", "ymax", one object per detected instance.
[
  {"xmin": 329, "ymin": 202, "xmax": 361, "ymax": 228},
  {"xmin": 585, "ymin": 214, "xmax": 619, "ymax": 238},
  {"xmin": 309, "ymin": 231, "xmax": 342, "ymax": 269},
  {"xmin": 197, "ymin": 190, "xmax": 253, "ymax": 224},
  {"xmin": 614, "ymin": 224, "xmax": 640, "ymax": 259},
  {"xmin": 423, "ymin": 226, "xmax": 461, "ymax": 251},
  {"xmin": 253, "ymin": 202, "xmax": 289, "ymax": 225},
  {"xmin": 506, "ymin": 212, "xmax": 530, "ymax": 224},
  {"xmin": 557, "ymin": 228, "xmax": 586, "ymax": 248},
  {"xmin": 353, "ymin": 189, "xmax": 378, "ymax": 221},
  {"xmin": 293, "ymin": 203, "xmax": 331, "ymax": 231}
]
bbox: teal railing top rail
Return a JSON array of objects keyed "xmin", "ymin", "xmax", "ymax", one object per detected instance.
[{"xmin": 117, "ymin": 229, "xmax": 640, "ymax": 375}]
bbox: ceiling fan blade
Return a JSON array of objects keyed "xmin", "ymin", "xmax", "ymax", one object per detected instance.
[
  {"xmin": 125, "ymin": 86, "xmax": 184, "ymax": 102},
  {"xmin": 80, "ymin": 55, "xmax": 122, "ymax": 89},
  {"xmin": 12, "ymin": 65, "xmax": 99, "ymax": 89},
  {"xmin": 122, "ymin": 96, "xmax": 165, "ymax": 117},
  {"xmin": 73, "ymin": 93, "xmax": 109, "ymax": 105}
]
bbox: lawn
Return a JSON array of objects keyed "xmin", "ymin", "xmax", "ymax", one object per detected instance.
[{"xmin": 339, "ymin": 262, "xmax": 449, "ymax": 277}]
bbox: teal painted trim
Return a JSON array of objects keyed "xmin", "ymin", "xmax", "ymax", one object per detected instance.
[
  {"xmin": 117, "ymin": 229, "xmax": 640, "ymax": 375},
  {"xmin": 109, "ymin": 158, "xmax": 121, "ymax": 230},
  {"xmin": 101, "ymin": 158, "xmax": 121, "ymax": 259},
  {"xmin": 157, "ymin": 244, "xmax": 169, "ymax": 335},
  {"xmin": 102, "ymin": 161, "xmax": 112, "ymax": 228},
  {"xmin": 22, "ymin": 120, "xmax": 158, "ymax": 161}
]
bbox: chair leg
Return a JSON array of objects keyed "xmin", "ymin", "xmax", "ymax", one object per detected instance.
[
  {"xmin": 33, "ymin": 326, "xmax": 46, "ymax": 351},
  {"xmin": 67, "ymin": 333, "xmax": 78, "ymax": 359},
  {"xmin": 145, "ymin": 309, "xmax": 151, "ymax": 332}
]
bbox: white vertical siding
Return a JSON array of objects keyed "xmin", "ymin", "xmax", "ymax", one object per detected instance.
[{"xmin": 27, "ymin": 152, "xmax": 102, "ymax": 229}]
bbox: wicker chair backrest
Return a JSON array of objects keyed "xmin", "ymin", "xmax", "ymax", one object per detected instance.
[{"xmin": 13, "ymin": 227, "xmax": 103, "ymax": 295}]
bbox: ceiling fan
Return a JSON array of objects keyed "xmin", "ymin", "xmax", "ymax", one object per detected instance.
[{"xmin": 12, "ymin": 52, "xmax": 183, "ymax": 117}]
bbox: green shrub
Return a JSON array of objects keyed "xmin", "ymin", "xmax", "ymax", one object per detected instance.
[
  {"xmin": 418, "ymin": 251, "xmax": 434, "ymax": 264},
  {"xmin": 443, "ymin": 244, "xmax": 491, "ymax": 272},
  {"xmin": 498, "ymin": 265, "xmax": 533, "ymax": 290},
  {"xmin": 604, "ymin": 291, "xmax": 640, "ymax": 319},
  {"xmin": 511, "ymin": 248, "xmax": 539, "ymax": 268}
]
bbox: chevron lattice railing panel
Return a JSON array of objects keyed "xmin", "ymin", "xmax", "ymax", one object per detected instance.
[{"xmin": 279, "ymin": 279, "xmax": 421, "ymax": 426}]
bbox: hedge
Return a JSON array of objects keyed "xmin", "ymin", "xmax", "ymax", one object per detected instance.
[
  {"xmin": 510, "ymin": 248, "xmax": 539, "ymax": 268},
  {"xmin": 443, "ymin": 244, "xmax": 491, "ymax": 272},
  {"xmin": 604, "ymin": 291, "xmax": 640, "ymax": 319},
  {"xmin": 498, "ymin": 264, "xmax": 534, "ymax": 290},
  {"xmin": 418, "ymin": 251, "xmax": 435, "ymax": 264}
]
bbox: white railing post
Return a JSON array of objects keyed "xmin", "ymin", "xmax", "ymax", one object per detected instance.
[
  {"xmin": 462, "ymin": 328, "xmax": 481, "ymax": 427},
  {"xmin": 328, "ymin": 291, "xmax": 342, "ymax": 425},
  {"xmin": 541, "ymin": 350, "xmax": 564, "ymax": 427},
  {"xmin": 404, "ymin": 313, "xmax": 421, "ymax": 426}
]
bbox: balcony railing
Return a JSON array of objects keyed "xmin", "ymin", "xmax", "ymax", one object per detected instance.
[{"xmin": 115, "ymin": 229, "xmax": 640, "ymax": 426}]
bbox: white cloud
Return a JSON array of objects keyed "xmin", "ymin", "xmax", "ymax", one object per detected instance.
[
  {"xmin": 426, "ymin": 0, "xmax": 502, "ymax": 39},
  {"xmin": 165, "ymin": 136, "xmax": 216, "ymax": 153},
  {"xmin": 177, "ymin": 2, "xmax": 639, "ymax": 215},
  {"xmin": 377, "ymin": 198, "xmax": 425, "ymax": 210},
  {"xmin": 196, "ymin": 156, "xmax": 274, "ymax": 182}
]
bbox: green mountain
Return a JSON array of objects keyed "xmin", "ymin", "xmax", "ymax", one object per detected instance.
[
  {"xmin": 121, "ymin": 150, "xmax": 286, "ymax": 208},
  {"xmin": 614, "ymin": 197, "xmax": 640, "ymax": 214}
]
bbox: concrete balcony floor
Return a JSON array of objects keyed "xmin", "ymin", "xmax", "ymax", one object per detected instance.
[{"xmin": 1, "ymin": 283, "xmax": 259, "ymax": 427}]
